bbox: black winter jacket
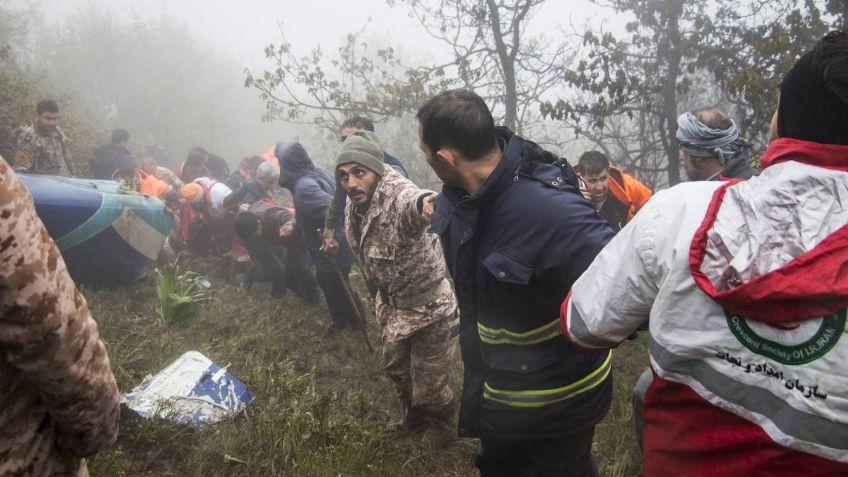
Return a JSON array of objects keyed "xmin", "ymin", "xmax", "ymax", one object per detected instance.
[{"xmin": 430, "ymin": 128, "xmax": 615, "ymax": 438}]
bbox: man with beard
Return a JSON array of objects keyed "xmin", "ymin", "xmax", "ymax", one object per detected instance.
[
  {"xmin": 335, "ymin": 131, "xmax": 457, "ymax": 444},
  {"xmin": 322, "ymin": 116, "xmax": 407, "ymax": 257},
  {"xmin": 575, "ymin": 151, "xmax": 653, "ymax": 232},
  {"xmin": 13, "ymin": 100, "xmax": 75, "ymax": 176},
  {"xmin": 676, "ymin": 107, "xmax": 757, "ymax": 181}
]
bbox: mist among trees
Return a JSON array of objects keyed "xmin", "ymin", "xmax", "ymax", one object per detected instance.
[
  {"xmin": 1, "ymin": 0, "xmax": 844, "ymax": 187},
  {"xmin": 0, "ymin": 1, "xmax": 287, "ymax": 173}
]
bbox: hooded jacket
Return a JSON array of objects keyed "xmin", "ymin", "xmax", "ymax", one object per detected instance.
[
  {"xmin": 563, "ymin": 137, "xmax": 848, "ymax": 476},
  {"xmin": 276, "ymin": 142, "xmax": 354, "ymax": 271},
  {"xmin": 431, "ymin": 127, "xmax": 614, "ymax": 439}
]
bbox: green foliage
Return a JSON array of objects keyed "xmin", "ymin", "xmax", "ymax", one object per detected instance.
[
  {"xmin": 546, "ymin": 0, "xmax": 845, "ymax": 187},
  {"xmin": 155, "ymin": 263, "xmax": 209, "ymax": 325},
  {"xmin": 245, "ymin": 28, "xmax": 454, "ymax": 134},
  {"xmin": 699, "ymin": 0, "xmax": 842, "ymax": 142},
  {"xmin": 0, "ymin": 3, "xmax": 104, "ymax": 174},
  {"xmin": 246, "ymin": 1, "xmax": 570, "ymax": 138}
]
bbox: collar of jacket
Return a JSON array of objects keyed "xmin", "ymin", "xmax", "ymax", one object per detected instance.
[
  {"xmin": 430, "ymin": 129, "xmax": 522, "ymax": 233},
  {"xmin": 760, "ymin": 137, "xmax": 848, "ymax": 173}
]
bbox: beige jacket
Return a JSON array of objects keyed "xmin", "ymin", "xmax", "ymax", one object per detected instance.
[
  {"xmin": 344, "ymin": 168, "xmax": 456, "ymax": 342},
  {"xmin": 0, "ymin": 156, "xmax": 120, "ymax": 476}
]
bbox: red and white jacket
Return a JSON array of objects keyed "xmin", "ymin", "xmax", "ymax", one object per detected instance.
[{"xmin": 563, "ymin": 138, "xmax": 848, "ymax": 476}]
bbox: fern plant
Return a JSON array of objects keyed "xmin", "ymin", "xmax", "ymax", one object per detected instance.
[{"xmin": 155, "ymin": 263, "xmax": 209, "ymax": 324}]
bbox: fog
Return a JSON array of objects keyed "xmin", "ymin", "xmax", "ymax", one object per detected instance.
[
  {"xmin": 4, "ymin": 0, "xmax": 606, "ymax": 179},
  {"xmin": 3, "ymin": 0, "xmax": 839, "ymax": 187}
]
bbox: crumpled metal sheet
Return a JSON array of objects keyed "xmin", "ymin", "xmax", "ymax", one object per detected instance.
[{"xmin": 122, "ymin": 351, "xmax": 253, "ymax": 426}]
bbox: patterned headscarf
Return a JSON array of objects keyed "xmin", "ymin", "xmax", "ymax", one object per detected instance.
[{"xmin": 676, "ymin": 112, "xmax": 747, "ymax": 164}]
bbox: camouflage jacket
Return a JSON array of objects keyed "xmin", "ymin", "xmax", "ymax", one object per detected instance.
[
  {"xmin": 344, "ymin": 168, "xmax": 457, "ymax": 342},
  {"xmin": 13, "ymin": 124, "xmax": 74, "ymax": 176},
  {"xmin": 0, "ymin": 156, "xmax": 120, "ymax": 476}
]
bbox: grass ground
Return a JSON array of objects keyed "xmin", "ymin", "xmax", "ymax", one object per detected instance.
[{"xmin": 84, "ymin": 261, "xmax": 647, "ymax": 476}]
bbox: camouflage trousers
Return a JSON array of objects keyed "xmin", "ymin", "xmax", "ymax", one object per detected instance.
[{"xmin": 382, "ymin": 317, "xmax": 457, "ymax": 420}]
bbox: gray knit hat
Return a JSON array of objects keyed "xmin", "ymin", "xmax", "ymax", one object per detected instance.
[{"xmin": 335, "ymin": 131, "xmax": 386, "ymax": 175}]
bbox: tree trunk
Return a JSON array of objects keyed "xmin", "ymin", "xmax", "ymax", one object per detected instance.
[
  {"xmin": 486, "ymin": 0, "xmax": 525, "ymax": 132},
  {"xmin": 660, "ymin": 0, "xmax": 684, "ymax": 186}
]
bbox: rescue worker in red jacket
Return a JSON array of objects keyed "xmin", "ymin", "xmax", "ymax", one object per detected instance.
[{"xmin": 563, "ymin": 30, "xmax": 848, "ymax": 476}]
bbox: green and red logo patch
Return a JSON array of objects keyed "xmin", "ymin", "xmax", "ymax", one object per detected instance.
[{"xmin": 725, "ymin": 310, "xmax": 846, "ymax": 365}]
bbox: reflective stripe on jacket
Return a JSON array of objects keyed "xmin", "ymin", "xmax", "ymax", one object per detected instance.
[{"xmin": 431, "ymin": 127, "xmax": 614, "ymax": 438}]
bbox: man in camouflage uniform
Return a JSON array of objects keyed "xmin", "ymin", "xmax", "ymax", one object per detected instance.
[
  {"xmin": 330, "ymin": 131, "xmax": 457, "ymax": 441},
  {"xmin": 0, "ymin": 154, "xmax": 120, "ymax": 475},
  {"xmin": 13, "ymin": 100, "xmax": 75, "ymax": 176}
]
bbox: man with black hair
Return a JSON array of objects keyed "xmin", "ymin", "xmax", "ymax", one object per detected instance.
[
  {"xmin": 91, "ymin": 129, "xmax": 134, "ymax": 180},
  {"xmin": 575, "ymin": 151, "xmax": 652, "ymax": 232},
  {"xmin": 322, "ymin": 116, "xmax": 408, "ymax": 256},
  {"xmin": 233, "ymin": 200, "xmax": 318, "ymax": 302},
  {"xmin": 677, "ymin": 107, "xmax": 757, "ymax": 181},
  {"xmin": 564, "ymin": 31, "xmax": 848, "ymax": 476},
  {"xmin": 206, "ymin": 153, "xmax": 230, "ymax": 181},
  {"xmin": 179, "ymin": 147, "xmax": 213, "ymax": 183},
  {"xmin": 418, "ymin": 89, "xmax": 614, "ymax": 476},
  {"xmin": 13, "ymin": 100, "xmax": 74, "ymax": 176}
]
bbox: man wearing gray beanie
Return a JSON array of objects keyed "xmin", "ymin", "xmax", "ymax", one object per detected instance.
[{"xmin": 333, "ymin": 131, "xmax": 459, "ymax": 446}]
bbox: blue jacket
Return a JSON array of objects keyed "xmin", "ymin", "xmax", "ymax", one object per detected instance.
[
  {"xmin": 430, "ymin": 128, "xmax": 615, "ymax": 438},
  {"xmin": 276, "ymin": 142, "xmax": 354, "ymax": 271}
]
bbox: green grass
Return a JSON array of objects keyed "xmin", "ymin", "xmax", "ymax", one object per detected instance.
[{"xmin": 84, "ymin": 262, "xmax": 646, "ymax": 476}]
